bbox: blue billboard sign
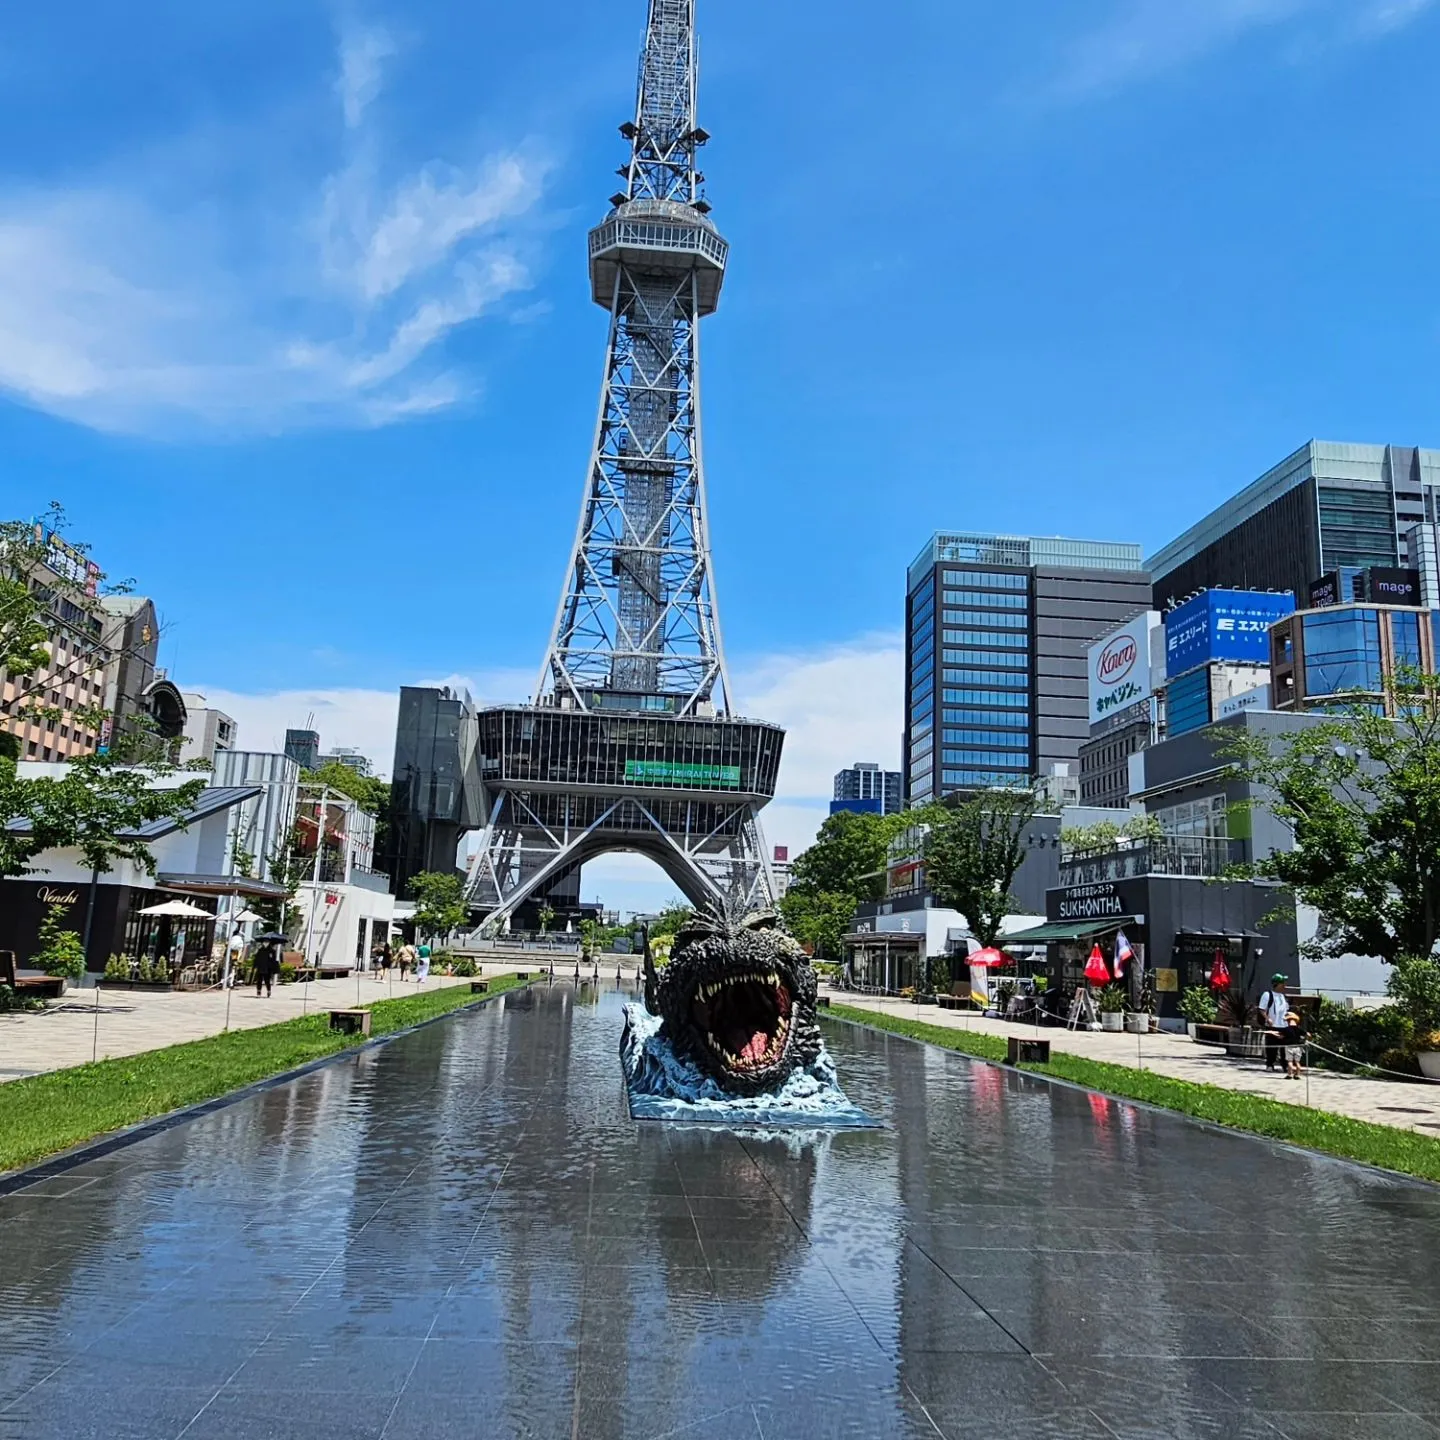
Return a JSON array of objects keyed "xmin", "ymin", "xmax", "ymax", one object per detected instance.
[{"xmin": 1164, "ymin": 589, "xmax": 1294, "ymax": 678}]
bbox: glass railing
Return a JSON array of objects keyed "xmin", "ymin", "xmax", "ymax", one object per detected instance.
[{"xmin": 1058, "ymin": 836, "xmax": 1238, "ymax": 884}]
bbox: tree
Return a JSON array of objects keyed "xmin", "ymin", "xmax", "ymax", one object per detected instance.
[
  {"xmin": 649, "ymin": 899, "xmax": 694, "ymax": 941},
  {"xmin": 1221, "ymin": 670, "xmax": 1440, "ymax": 964},
  {"xmin": 33, "ymin": 903, "xmax": 85, "ymax": 981},
  {"xmin": 304, "ymin": 761, "xmax": 389, "ymax": 816},
  {"xmin": 922, "ymin": 786, "xmax": 1040, "ymax": 949},
  {"xmin": 537, "ymin": 903, "xmax": 556, "ymax": 935},
  {"xmin": 779, "ymin": 809, "xmax": 912, "ymax": 957},
  {"xmin": 409, "ymin": 871, "xmax": 468, "ymax": 940}
]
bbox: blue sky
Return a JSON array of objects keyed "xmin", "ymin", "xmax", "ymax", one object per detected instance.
[{"xmin": 2, "ymin": 0, "xmax": 1438, "ymax": 907}]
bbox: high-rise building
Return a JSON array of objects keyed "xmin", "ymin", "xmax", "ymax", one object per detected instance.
[
  {"xmin": 1148, "ymin": 441, "xmax": 1440, "ymax": 609},
  {"xmin": 905, "ymin": 533, "xmax": 1151, "ymax": 804},
  {"xmin": 383, "ymin": 686, "xmax": 483, "ymax": 895},
  {"xmin": 284, "ymin": 729, "xmax": 320, "ymax": 771},
  {"xmin": 462, "ymin": 0, "xmax": 783, "ymax": 928},
  {"xmin": 831, "ymin": 762, "xmax": 903, "ymax": 816}
]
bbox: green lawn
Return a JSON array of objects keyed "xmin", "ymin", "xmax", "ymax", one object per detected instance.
[
  {"xmin": 827, "ymin": 1002, "xmax": 1440, "ymax": 1185},
  {"xmin": 0, "ymin": 976, "xmax": 528, "ymax": 1175}
]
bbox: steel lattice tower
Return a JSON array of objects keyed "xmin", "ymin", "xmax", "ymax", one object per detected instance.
[{"xmin": 465, "ymin": 0, "xmax": 783, "ymax": 928}]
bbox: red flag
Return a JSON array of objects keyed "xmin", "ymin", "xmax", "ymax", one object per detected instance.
[
  {"xmin": 1209, "ymin": 951, "xmax": 1231, "ymax": 990},
  {"xmin": 1083, "ymin": 944, "xmax": 1110, "ymax": 985}
]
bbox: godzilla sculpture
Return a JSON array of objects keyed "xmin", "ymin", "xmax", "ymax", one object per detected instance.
[{"xmin": 620, "ymin": 905, "xmax": 874, "ymax": 1127}]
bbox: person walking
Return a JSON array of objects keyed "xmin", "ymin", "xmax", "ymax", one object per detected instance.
[
  {"xmin": 397, "ymin": 941, "xmax": 415, "ymax": 982},
  {"xmin": 1280, "ymin": 1010, "xmax": 1306, "ymax": 1080},
  {"xmin": 1257, "ymin": 973, "xmax": 1291, "ymax": 1072},
  {"xmin": 374, "ymin": 941, "xmax": 391, "ymax": 982},
  {"xmin": 416, "ymin": 942, "xmax": 431, "ymax": 985},
  {"xmin": 253, "ymin": 942, "xmax": 280, "ymax": 999}
]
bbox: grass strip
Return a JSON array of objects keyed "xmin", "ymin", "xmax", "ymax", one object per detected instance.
[
  {"xmin": 827, "ymin": 1002, "xmax": 1440, "ymax": 1185},
  {"xmin": 0, "ymin": 976, "xmax": 528, "ymax": 1175}
]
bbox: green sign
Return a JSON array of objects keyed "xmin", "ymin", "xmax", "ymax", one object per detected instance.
[{"xmin": 624, "ymin": 760, "xmax": 742, "ymax": 787}]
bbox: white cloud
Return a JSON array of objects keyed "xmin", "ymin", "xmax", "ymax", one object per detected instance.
[
  {"xmin": 193, "ymin": 633, "xmax": 905, "ymax": 909},
  {"xmin": 1054, "ymin": 0, "xmax": 1435, "ymax": 96},
  {"xmin": 336, "ymin": 24, "xmax": 397, "ymax": 130},
  {"xmin": 0, "ymin": 26, "xmax": 548, "ymax": 437}
]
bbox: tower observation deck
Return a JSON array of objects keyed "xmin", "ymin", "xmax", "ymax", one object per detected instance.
[{"xmin": 465, "ymin": 0, "xmax": 783, "ymax": 926}]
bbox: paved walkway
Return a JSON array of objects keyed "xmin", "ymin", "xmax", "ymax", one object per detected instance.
[
  {"xmin": 0, "ymin": 964, "xmax": 544, "ymax": 1081},
  {"xmin": 827, "ymin": 990, "xmax": 1440, "ymax": 1135}
]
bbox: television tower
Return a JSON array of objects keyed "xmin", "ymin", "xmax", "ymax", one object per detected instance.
[{"xmin": 465, "ymin": 0, "xmax": 783, "ymax": 927}]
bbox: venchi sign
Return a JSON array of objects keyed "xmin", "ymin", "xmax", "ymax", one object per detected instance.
[{"xmin": 1087, "ymin": 612, "xmax": 1159, "ymax": 725}]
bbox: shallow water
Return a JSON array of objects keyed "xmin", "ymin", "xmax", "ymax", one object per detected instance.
[{"xmin": 4, "ymin": 981, "xmax": 1440, "ymax": 1439}]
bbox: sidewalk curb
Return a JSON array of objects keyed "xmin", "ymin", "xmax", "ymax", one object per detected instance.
[{"xmin": 0, "ymin": 981, "xmax": 534, "ymax": 1197}]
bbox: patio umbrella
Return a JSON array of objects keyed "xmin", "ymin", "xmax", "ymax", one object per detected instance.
[
  {"xmin": 1083, "ymin": 944, "xmax": 1111, "ymax": 985},
  {"xmin": 968, "ymin": 947, "xmax": 1010, "ymax": 968},
  {"xmin": 231, "ymin": 908, "xmax": 265, "ymax": 925},
  {"xmin": 138, "ymin": 899, "xmax": 214, "ymax": 918},
  {"xmin": 252, "ymin": 931, "xmax": 288, "ymax": 943},
  {"xmin": 1209, "ymin": 952, "xmax": 1231, "ymax": 990}
]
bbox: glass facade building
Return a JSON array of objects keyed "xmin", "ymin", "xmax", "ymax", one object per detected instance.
[
  {"xmin": 1271, "ymin": 605, "xmax": 1433, "ymax": 714},
  {"xmin": 905, "ymin": 533, "xmax": 1150, "ymax": 803},
  {"xmin": 1148, "ymin": 441, "xmax": 1440, "ymax": 609}
]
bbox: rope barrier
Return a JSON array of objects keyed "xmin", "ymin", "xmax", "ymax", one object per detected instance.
[{"xmin": 1301, "ymin": 1039, "xmax": 1440, "ymax": 1085}]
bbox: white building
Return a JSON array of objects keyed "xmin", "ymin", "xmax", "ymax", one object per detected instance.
[{"xmin": 180, "ymin": 692, "xmax": 238, "ymax": 764}]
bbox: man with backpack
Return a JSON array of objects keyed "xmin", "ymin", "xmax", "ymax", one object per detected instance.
[{"xmin": 1257, "ymin": 973, "xmax": 1292, "ymax": 1073}]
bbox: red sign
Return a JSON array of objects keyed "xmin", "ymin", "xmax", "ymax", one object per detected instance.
[
  {"xmin": 773, "ymin": 846, "xmax": 788, "ymax": 863},
  {"xmin": 1096, "ymin": 636, "xmax": 1138, "ymax": 685}
]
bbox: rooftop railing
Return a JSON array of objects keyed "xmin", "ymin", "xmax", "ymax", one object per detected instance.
[{"xmin": 1058, "ymin": 836, "xmax": 1240, "ymax": 885}]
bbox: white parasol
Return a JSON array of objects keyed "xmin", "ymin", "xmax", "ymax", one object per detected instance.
[{"xmin": 138, "ymin": 899, "xmax": 214, "ymax": 918}]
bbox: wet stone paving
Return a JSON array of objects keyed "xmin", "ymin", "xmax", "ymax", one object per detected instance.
[{"xmin": 6, "ymin": 986, "xmax": 1440, "ymax": 1438}]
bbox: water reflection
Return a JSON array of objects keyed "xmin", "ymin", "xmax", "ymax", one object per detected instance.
[{"xmin": 7, "ymin": 986, "xmax": 1440, "ymax": 1438}]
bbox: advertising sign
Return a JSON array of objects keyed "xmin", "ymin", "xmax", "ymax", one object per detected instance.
[
  {"xmin": 1165, "ymin": 589, "xmax": 1295, "ymax": 678},
  {"xmin": 624, "ymin": 759, "xmax": 741, "ymax": 787},
  {"xmin": 1217, "ymin": 684, "xmax": 1270, "ymax": 719},
  {"xmin": 1087, "ymin": 611, "xmax": 1159, "ymax": 726},
  {"xmin": 1367, "ymin": 567, "xmax": 1422, "ymax": 607},
  {"xmin": 1308, "ymin": 573, "xmax": 1340, "ymax": 609}
]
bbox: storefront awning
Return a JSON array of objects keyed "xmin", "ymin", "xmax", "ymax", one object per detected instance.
[
  {"xmin": 156, "ymin": 873, "xmax": 289, "ymax": 900},
  {"xmin": 1002, "ymin": 917, "xmax": 1140, "ymax": 944}
]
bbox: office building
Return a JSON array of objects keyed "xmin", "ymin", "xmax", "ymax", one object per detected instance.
[
  {"xmin": 383, "ymin": 686, "xmax": 483, "ymax": 895},
  {"xmin": 1271, "ymin": 588, "xmax": 1433, "ymax": 715},
  {"xmin": 1148, "ymin": 441, "xmax": 1440, "ymax": 610},
  {"xmin": 831, "ymin": 762, "xmax": 903, "ymax": 816},
  {"xmin": 905, "ymin": 532, "xmax": 1151, "ymax": 803},
  {"xmin": 284, "ymin": 729, "xmax": 320, "ymax": 771}
]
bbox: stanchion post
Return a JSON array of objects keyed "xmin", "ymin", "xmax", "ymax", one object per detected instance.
[{"xmin": 92, "ymin": 983, "xmax": 101, "ymax": 1064}]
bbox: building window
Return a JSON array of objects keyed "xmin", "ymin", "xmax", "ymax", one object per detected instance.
[
  {"xmin": 1302, "ymin": 608, "xmax": 1382, "ymax": 695},
  {"xmin": 26, "ymin": 740, "xmax": 37, "ymax": 756}
]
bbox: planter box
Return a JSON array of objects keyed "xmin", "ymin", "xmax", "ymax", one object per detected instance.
[
  {"xmin": 1124, "ymin": 1013, "xmax": 1148, "ymax": 1035},
  {"xmin": 1192, "ymin": 1023, "xmax": 1228, "ymax": 1047},
  {"xmin": 1418, "ymin": 1051, "xmax": 1440, "ymax": 1080},
  {"xmin": 1100, "ymin": 1011, "xmax": 1125, "ymax": 1032},
  {"xmin": 99, "ymin": 980, "xmax": 173, "ymax": 993},
  {"xmin": 1225, "ymin": 1026, "xmax": 1265, "ymax": 1060}
]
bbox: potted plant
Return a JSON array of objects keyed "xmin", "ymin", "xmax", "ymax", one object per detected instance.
[
  {"xmin": 1178, "ymin": 986, "xmax": 1219, "ymax": 1040},
  {"xmin": 1097, "ymin": 984, "xmax": 1126, "ymax": 1032},
  {"xmin": 1217, "ymin": 987, "xmax": 1262, "ymax": 1058},
  {"xmin": 32, "ymin": 906, "xmax": 87, "ymax": 993},
  {"xmin": 994, "ymin": 977, "xmax": 1018, "ymax": 1017}
]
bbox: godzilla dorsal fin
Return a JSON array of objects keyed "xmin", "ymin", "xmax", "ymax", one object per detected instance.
[{"xmin": 642, "ymin": 930, "xmax": 660, "ymax": 1015}]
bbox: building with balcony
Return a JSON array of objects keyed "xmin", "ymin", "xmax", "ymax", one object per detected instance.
[
  {"xmin": 1270, "ymin": 602, "xmax": 1433, "ymax": 714},
  {"xmin": 831, "ymin": 762, "xmax": 903, "ymax": 816}
]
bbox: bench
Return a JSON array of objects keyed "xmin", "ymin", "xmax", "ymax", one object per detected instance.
[
  {"xmin": 1006, "ymin": 1036, "xmax": 1051, "ymax": 1065},
  {"xmin": 515, "ymin": 972, "xmax": 530, "ymax": 980},
  {"xmin": 0, "ymin": 950, "xmax": 66, "ymax": 1000},
  {"xmin": 470, "ymin": 980, "xmax": 489, "ymax": 994},
  {"xmin": 328, "ymin": 1009, "xmax": 372, "ymax": 1036}
]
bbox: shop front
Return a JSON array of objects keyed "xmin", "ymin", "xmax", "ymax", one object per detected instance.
[{"xmin": 1031, "ymin": 872, "xmax": 1297, "ymax": 1022}]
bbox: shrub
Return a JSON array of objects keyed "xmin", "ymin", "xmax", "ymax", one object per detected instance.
[
  {"xmin": 278, "ymin": 962, "xmax": 299, "ymax": 985},
  {"xmin": 103, "ymin": 954, "xmax": 130, "ymax": 981},
  {"xmin": 928, "ymin": 958, "xmax": 951, "ymax": 996},
  {"xmin": 1387, "ymin": 957, "xmax": 1440, "ymax": 1031},
  {"xmin": 1377, "ymin": 1047, "xmax": 1424, "ymax": 1078},
  {"xmin": 449, "ymin": 955, "xmax": 476, "ymax": 978},
  {"xmin": 33, "ymin": 904, "xmax": 86, "ymax": 983},
  {"xmin": 1312, "ymin": 997, "xmax": 1413, "ymax": 1069},
  {"xmin": 1178, "ymin": 986, "xmax": 1219, "ymax": 1025}
]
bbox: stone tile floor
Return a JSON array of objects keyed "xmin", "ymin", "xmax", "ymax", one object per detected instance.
[
  {"xmin": 5, "ymin": 981, "xmax": 1440, "ymax": 1438},
  {"xmin": 829, "ymin": 991, "xmax": 1440, "ymax": 1134}
]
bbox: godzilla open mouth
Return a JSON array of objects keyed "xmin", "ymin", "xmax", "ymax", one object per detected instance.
[{"xmin": 689, "ymin": 970, "xmax": 792, "ymax": 1076}]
